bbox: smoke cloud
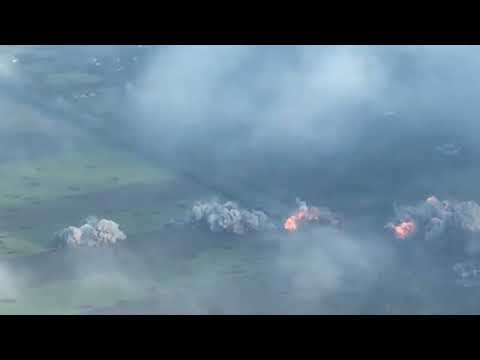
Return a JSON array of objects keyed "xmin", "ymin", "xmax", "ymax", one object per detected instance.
[
  {"xmin": 284, "ymin": 198, "xmax": 341, "ymax": 232},
  {"xmin": 6, "ymin": 45, "xmax": 480, "ymax": 313},
  {"xmin": 190, "ymin": 199, "xmax": 275, "ymax": 235},
  {"xmin": 55, "ymin": 216, "xmax": 127, "ymax": 248},
  {"xmin": 113, "ymin": 45, "xmax": 480, "ymax": 312},
  {"xmin": 118, "ymin": 46, "xmax": 480, "ymax": 207},
  {"xmin": 387, "ymin": 196, "xmax": 480, "ymax": 257}
]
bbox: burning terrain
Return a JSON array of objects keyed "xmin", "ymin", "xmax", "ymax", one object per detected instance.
[
  {"xmin": 386, "ymin": 195, "xmax": 480, "ymax": 256},
  {"xmin": 187, "ymin": 198, "xmax": 341, "ymax": 235},
  {"xmin": 387, "ymin": 220, "xmax": 416, "ymax": 240},
  {"xmin": 283, "ymin": 199, "xmax": 340, "ymax": 233}
]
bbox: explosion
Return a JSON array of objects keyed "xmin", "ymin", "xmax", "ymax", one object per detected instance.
[
  {"xmin": 284, "ymin": 217, "xmax": 298, "ymax": 232},
  {"xmin": 190, "ymin": 199, "xmax": 274, "ymax": 235},
  {"xmin": 387, "ymin": 195, "xmax": 480, "ymax": 256},
  {"xmin": 392, "ymin": 220, "xmax": 416, "ymax": 240},
  {"xmin": 284, "ymin": 207, "xmax": 320, "ymax": 232},
  {"xmin": 55, "ymin": 216, "xmax": 127, "ymax": 248},
  {"xmin": 284, "ymin": 198, "xmax": 339, "ymax": 232}
]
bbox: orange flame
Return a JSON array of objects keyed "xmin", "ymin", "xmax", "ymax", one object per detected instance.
[
  {"xmin": 393, "ymin": 220, "xmax": 416, "ymax": 240},
  {"xmin": 284, "ymin": 217, "xmax": 299, "ymax": 232},
  {"xmin": 283, "ymin": 208, "xmax": 320, "ymax": 232}
]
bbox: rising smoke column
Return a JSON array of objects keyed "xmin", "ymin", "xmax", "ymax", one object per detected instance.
[
  {"xmin": 386, "ymin": 196, "xmax": 480, "ymax": 256},
  {"xmin": 55, "ymin": 216, "xmax": 127, "ymax": 248},
  {"xmin": 191, "ymin": 199, "xmax": 274, "ymax": 235},
  {"xmin": 283, "ymin": 198, "xmax": 340, "ymax": 233}
]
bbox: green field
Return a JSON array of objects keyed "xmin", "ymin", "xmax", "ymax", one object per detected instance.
[
  {"xmin": 0, "ymin": 272, "xmax": 153, "ymax": 314},
  {"xmin": 0, "ymin": 45, "xmax": 231, "ymax": 313},
  {"xmin": 2, "ymin": 45, "xmax": 462, "ymax": 315},
  {"xmin": 0, "ymin": 137, "xmax": 225, "ymax": 313}
]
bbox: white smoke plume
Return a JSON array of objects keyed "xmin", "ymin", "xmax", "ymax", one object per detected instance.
[
  {"xmin": 190, "ymin": 199, "xmax": 274, "ymax": 235},
  {"xmin": 387, "ymin": 196, "xmax": 480, "ymax": 256},
  {"xmin": 55, "ymin": 216, "xmax": 127, "ymax": 248}
]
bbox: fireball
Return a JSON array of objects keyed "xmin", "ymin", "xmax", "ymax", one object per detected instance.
[
  {"xmin": 284, "ymin": 217, "xmax": 298, "ymax": 232},
  {"xmin": 283, "ymin": 209, "xmax": 320, "ymax": 232},
  {"xmin": 392, "ymin": 220, "xmax": 416, "ymax": 240}
]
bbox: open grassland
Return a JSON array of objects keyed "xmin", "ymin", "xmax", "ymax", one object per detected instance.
[
  {"xmin": 0, "ymin": 234, "xmax": 277, "ymax": 314},
  {"xmin": 0, "ymin": 146, "xmax": 215, "ymax": 258},
  {"xmin": 0, "ymin": 271, "xmax": 154, "ymax": 314},
  {"xmin": 0, "ymin": 149, "xmax": 175, "ymax": 210}
]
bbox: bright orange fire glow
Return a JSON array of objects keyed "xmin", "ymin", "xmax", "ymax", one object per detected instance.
[
  {"xmin": 393, "ymin": 220, "xmax": 416, "ymax": 239},
  {"xmin": 283, "ymin": 208, "xmax": 320, "ymax": 232},
  {"xmin": 284, "ymin": 217, "xmax": 298, "ymax": 232}
]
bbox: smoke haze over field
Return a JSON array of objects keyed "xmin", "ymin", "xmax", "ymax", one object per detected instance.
[
  {"xmin": 115, "ymin": 45, "xmax": 480, "ymax": 312},
  {"xmin": 124, "ymin": 46, "xmax": 480, "ymax": 206},
  {"xmin": 4, "ymin": 45, "xmax": 480, "ymax": 313}
]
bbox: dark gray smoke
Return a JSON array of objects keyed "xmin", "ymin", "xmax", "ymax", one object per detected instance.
[
  {"xmin": 9, "ymin": 45, "xmax": 480, "ymax": 313},
  {"xmin": 55, "ymin": 216, "xmax": 127, "ymax": 248},
  {"xmin": 190, "ymin": 199, "xmax": 275, "ymax": 235},
  {"xmin": 387, "ymin": 196, "xmax": 480, "ymax": 256}
]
